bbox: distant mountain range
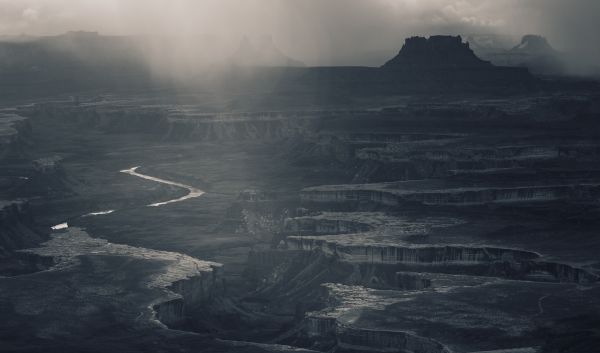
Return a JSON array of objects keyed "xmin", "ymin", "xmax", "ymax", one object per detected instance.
[
  {"xmin": 0, "ymin": 32, "xmax": 552, "ymax": 98},
  {"xmin": 0, "ymin": 31, "xmax": 587, "ymax": 77}
]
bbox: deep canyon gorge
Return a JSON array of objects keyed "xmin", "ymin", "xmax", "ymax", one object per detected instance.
[{"xmin": 1, "ymin": 32, "xmax": 600, "ymax": 353}]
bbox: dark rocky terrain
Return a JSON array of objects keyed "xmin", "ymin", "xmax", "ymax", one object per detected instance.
[{"xmin": 1, "ymin": 34, "xmax": 600, "ymax": 353}]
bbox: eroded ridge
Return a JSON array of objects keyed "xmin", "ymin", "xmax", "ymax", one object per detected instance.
[{"xmin": 21, "ymin": 227, "xmax": 222, "ymax": 328}]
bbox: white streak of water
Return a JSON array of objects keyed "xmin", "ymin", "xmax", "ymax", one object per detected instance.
[
  {"xmin": 51, "ymin": 222, "xmax": 68, "ymax": 230},
  {"xmin": 83, "ymin": 210, "xmax": 115, "ymax": 217},
  {"xmin": 120, "ymin": 166, "xmax": 205, "ymax": 207}
]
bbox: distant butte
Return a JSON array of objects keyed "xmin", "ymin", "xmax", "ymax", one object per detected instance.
[
  {"xmin": 510, "ymin": 34, "xmax": 557, "ymax": 55},
  {"xmin": 382, "ymin": 35, "xmax": 492, "ymax": 69}
]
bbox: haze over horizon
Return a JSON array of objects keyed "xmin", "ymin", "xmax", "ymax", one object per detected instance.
[{"xmin": 1, "ymin": 0, "xmax": 599, "ymax": 67}]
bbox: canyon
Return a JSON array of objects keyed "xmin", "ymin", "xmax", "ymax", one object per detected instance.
[{"xmin": 1, "ymin": 35, "xmax": 600, "ymax": 353}]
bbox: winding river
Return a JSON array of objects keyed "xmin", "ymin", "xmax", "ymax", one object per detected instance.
[
  {"xmin": 120, "ymin": 166, "xmax": 205, "ymax": 207},
  {"xmin": 51, "ymin": 166, "xmax": 204, "ymax": 230}
]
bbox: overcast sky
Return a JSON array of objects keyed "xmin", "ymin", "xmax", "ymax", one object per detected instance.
[{"xmin": 1, "ymin": 0, "xmax": 598, "ymax": 66}]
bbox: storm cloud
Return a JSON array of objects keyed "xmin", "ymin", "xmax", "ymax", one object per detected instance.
[{"xmin": 0, "ymin": 0, "xmax": 598, "ymax": 66}]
